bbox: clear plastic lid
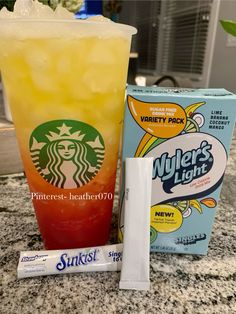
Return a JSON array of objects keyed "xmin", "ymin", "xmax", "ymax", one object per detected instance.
[
  {"xmin": 0, "ymin": 18, "xmax": 137, "ymax": 39},
  {"xmin": 0, "ymin": 0, "xmax": 136, "ymax": 39}
]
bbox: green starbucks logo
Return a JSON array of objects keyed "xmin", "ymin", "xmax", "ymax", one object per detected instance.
[{"xmin": 29, "ymin": 120, "xmax": 105, "ymax": 189}]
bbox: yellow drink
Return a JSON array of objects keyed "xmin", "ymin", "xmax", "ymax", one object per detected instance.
[{"xmin": 0, "ymin": 20, "xmax": 136, "ymax": 249}]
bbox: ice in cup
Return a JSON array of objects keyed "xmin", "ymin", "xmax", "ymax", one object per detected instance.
[{"xmin": 0, "ymin": 0, "xmax": 136, "ymax": 249}]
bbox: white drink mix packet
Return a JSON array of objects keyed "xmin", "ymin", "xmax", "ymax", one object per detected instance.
[
  {"xmin": 119, "ymin": 157, "xmax": 153, "ymax": 291},
  {"xmin": 18, "ymin": 244, "xmax": 123, "ymax": 279}
]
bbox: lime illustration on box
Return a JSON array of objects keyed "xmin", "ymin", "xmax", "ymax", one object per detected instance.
[{"xmin": 119, "ymin": 86, "xmax": 236, "ymax": 254}]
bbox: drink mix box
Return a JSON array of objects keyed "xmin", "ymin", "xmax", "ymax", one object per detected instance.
[{"xmin": 118, "ymin": 86, "xmax": 236, "ymax": 255}]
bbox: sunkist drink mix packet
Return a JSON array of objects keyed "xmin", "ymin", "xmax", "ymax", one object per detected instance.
[{"xmin": 119, "ymin": 86, "xmax": 236, "ymax": 255}]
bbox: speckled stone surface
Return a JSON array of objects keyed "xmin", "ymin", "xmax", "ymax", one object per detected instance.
[{"xmin": 1, "ymin": 130, "xmax": 236, "ymax": 314}]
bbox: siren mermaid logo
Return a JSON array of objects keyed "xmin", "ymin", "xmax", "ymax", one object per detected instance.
[{"xmin": 29, "ymin": 120, "xmax": 105, "ymax": 189}]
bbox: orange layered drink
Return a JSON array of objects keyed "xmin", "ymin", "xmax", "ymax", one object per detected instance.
[{"xmin": 0, "ymin": 1, "xmax": 136, "ymax": 249}]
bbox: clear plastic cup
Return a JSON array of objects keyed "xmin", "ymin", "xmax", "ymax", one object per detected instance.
[{"xmin": 0, "ymin": 18, "xmax": 136, "ymax": 249}]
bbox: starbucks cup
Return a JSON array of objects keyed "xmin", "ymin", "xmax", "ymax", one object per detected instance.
[{"xmin": 0, "ymin": 18, "xmax": 136, "ymax": 249}]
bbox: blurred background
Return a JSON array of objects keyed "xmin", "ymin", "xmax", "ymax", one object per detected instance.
[
  {"xmin": 69, "ymin": 0, "xmax": 236, "ymax": 91},
  {"xmin": 102, "ymin": 0, "xmax": 236, "ymax": 91}
]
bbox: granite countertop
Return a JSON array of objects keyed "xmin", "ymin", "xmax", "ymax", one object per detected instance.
[{"xmin": 1, "ymin": 128, "xmax": 236, "ymax": 313}]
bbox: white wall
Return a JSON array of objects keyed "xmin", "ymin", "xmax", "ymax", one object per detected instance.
[{"xmin": 209, "ymin": 0, "xmax": 236, "ymax": 93}]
